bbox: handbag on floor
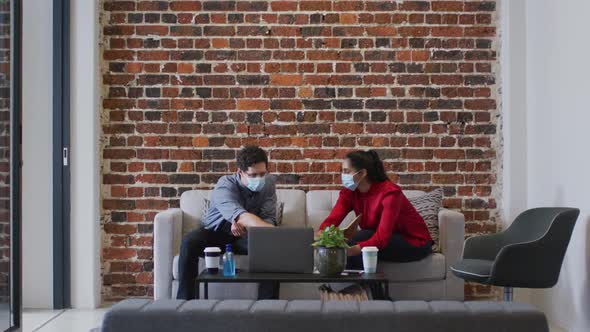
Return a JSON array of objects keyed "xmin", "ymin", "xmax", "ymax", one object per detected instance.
[{"xmin": 318, "ymin": 284, "xmax": 371, "ymax": 301}]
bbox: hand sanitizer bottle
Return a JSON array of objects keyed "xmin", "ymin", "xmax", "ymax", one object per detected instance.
[{"xmin": 223, "ymin": 244, "xmax": 235, "ymax": 277}]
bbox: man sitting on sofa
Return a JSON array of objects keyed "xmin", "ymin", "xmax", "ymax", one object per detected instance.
[{"xmin": 176, "ymin": 146, "xmax": 278, "ymax": 300}]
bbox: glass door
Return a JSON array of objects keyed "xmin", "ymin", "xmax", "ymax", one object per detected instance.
[{"xmin": 0, "ymin": 0, "xmax": 20, "ymax": 330}]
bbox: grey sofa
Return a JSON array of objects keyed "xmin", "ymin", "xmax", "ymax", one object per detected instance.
[
  {"xmin": 154, "ymin": 189, "xmax": 465, "ymax": 300},
  {"xmin": 101, "ymin": 299, "xmax": 549, "ymax": 332}
]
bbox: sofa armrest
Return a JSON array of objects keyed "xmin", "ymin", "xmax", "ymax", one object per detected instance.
[
  {"xmin": 154, "ymin": 208, "xmax": 183, "ymax": 300},
  {"xmin": 438, "ymin": 208, "xmax": 465, "ymax": 300}
]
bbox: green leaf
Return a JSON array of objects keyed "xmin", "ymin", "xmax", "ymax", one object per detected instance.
[{"xmin": 311, "ymin": 226, "xmax": 350, "ymax": 248}]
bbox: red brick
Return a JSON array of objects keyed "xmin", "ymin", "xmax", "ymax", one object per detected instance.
[
  {"xmin": 465, "ymin": 99, "xmax": 496, "ymax": 110},
  {"xmin": 398, "ymin": 26, "xmax": 430, "ymax": 37},
  {"xmin": 137, "ymin": 1, "xmax": 168, "ymax": 11},
  {"xmin": 431, "ymin": 26, "xmax": 464, "ymax": 37},
  {"xmin": 270, "ymin": 74, "xmax": 303, "ymax": 86},
  {"xmin": 136, "ymin": 25, "xmax": 169, "ymax": 36},
  {"xmin": 104, "ymin": 224, "xmax": 137, "ymax": 235},
  {"xmin": 432, "ymin": 1, "xmax": 464, "ymax": 11},
  {"xmin": 399, "ymin": 1, "xmax": 430, "ymax": 11},
  {"xmin": 465, "ymin": 26, "xmax": 496, "ymax": 37},
  {"xmin": 137, "ymin": 51, "xmax": 168, "ymax": 61},
  {"xmin": 332, "ymin": 123, "xmax": 364, "ymax": 134},
  {"xmin": 103, "ymin": 248, "xmax": 136, "ymax": 260},
  {"xmin": 271, "ymin": 149, "xmax": 303, "ymax": 160},
  {"xmin": 135, "ymin": 199, "xmax": 169, "ymax": 210},
  {"xmin": 299, "ymin": 1, "xmax": 332, "ymax": 11},
  {"xmin": 237, "ymin": 100, "xmax": 270, "ymax": 110},
  {"xmin": 270, "ymin": 1, "xmax": 297, "ymax": 11},
  {"xmin": 170, "ymin": 1, "xmax": 201, "ymax": 11},
  {"xmin": 103, "ymin": 51, "xmax": 134, "ymax": 61},
  {"xmin": 104, "ymin": 1, "xmax": 135, "ymax": 11},
  {"xmin": 366, "ymin": 26, "xmax": 397, "ymax": 36}
]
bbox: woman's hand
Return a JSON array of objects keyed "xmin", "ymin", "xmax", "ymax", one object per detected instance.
[
  {"xmin": 346, "ymin": 245, "xmax": 362, "ymax": 256},
  {"xmin": 314, "ymin": 229, "xmax": 323, "ymax": 239}
]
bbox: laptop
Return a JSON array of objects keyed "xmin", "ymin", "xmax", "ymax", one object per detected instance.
[{"xmin": 248, "ymin": 227, "xmax": 314, "ymax": 273}]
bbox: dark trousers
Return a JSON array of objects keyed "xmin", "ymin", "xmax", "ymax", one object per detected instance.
[
  {"xmin": 346, "ymin": 230, "xmax": 433, "ymax": 270},
  {"xmin": 176, "ymin": 226, "xmax": 280, "ymax": 300}
]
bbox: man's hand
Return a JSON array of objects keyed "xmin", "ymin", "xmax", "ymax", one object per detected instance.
[
  {"xmin": 231, "ymin": 221, "xmax": 247, "ymax": 237},
  {"xmin": 236, "ymin": 212, "xmax": 275, "ymax": 228},
  {"xmin": 346, "ymin": 245, "xmax": 362, "ymax": 256}
]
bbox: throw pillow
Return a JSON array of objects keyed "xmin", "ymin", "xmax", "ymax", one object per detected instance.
[
  {"xmin": 276, "ymin": 201, "xmax": 285, "ymax": 226},
  {"xmin": 202, "ymin": 198, "xmax": 211, "ymax": 218},
  {"xmin": 408, "ymin": 188, "xmax": 443, "ymax": 252}
]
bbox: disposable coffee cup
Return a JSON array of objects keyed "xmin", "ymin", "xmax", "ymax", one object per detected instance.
[
  {"xmin": 204, "ymin": 247, "xmax": 221, "ymax": 273},
  {"xmin": 361, "ymin": 246, "xmax": 379, "ymax": 274}
]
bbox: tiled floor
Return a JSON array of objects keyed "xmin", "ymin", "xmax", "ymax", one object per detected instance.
[
  {"xmin": 23, "ymin": 308, "xmax": 107, "ymax": 332},
  {"xmin": 23, "ymin": 306, "xmax": 567, "ymax": 332},
  {"xmin": 22, "ymin": 309, "xmax": 63, "ymax": 332}
]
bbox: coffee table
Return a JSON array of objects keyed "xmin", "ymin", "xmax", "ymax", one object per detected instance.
[{"xmin": 194, "ymin": 270, "xmax": 389, "ymax": 300}]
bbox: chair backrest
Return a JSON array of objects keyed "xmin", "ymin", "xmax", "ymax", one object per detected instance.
[
  {"xmin": 503, "ymin": 208, "xmax": 579, "ymax": 245},
  {"xmin": 491, "ymin": 207, "xmax": 580, "ymax": 287},
  {"xmin": 179, "ymin": 189, "xmax": 307, "ymax": 235}
]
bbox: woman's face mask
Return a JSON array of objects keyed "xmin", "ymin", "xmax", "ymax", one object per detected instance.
[{"xmin": 341, "ymin": 171, "xmax": 361, "ymax": 191}]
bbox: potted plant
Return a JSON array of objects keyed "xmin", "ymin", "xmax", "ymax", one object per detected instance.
[{"xmin": 312, "ymin": 225, "xmax": 349, "ymax": 276}]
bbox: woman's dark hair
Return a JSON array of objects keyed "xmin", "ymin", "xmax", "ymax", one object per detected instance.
[
  {"xmin": 346, "ymin": 150, "xmax": 388, "ymax": 183},
  {"xmin": 237, "ymin": 146, "xmax": 268, "ymax": 170}
]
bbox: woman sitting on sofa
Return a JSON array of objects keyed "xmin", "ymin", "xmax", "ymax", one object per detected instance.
[{"xmin": 318, "ymin": 150, "xmax": 433, "ymax": 268}]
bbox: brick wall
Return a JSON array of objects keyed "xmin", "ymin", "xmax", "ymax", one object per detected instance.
[{"xmin": 100, "ymin": 0, "xmax": 500, "ymax": 301}]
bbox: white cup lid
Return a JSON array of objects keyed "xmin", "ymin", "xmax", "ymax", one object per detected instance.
[
  {"xmin": 361, "ymin": 246, "xmax": 379, "ymax": 252},
  {"xmin": 204, "ymin": 247, "xmax": 221, "ymax": 253}
]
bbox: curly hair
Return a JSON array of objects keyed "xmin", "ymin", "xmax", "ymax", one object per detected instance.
[{"xmin": 236, "ymin": 146, "xmax": 268, "ymax": 170}]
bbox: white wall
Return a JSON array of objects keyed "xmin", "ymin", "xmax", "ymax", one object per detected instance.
[
  {"xmin": 526, "ymin": 1, "xmax": 590, "ymax": 330},
  {"xmin": 500, "ymin": 0, "xmax": 528, "ymax": 225},
  {"xmin": 503, "ymin": 1, "xmax": 590, "ymax": 331},
  {"xmin": 70, "ymin": 0, "xmax": 101, "ymax": 308},
  {"xmin": 22, "ymin": 0, "xmax": 53, "ymax": 309}
]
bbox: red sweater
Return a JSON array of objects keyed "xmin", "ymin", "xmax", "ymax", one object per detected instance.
[{"xmin": 319, "ymin": 181, "xmax": 432, "ymax": 249}]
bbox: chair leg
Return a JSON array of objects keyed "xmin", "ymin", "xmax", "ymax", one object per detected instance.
[{"xmin": 503, "ymin": 287, "xmax": 513, "ymax": 301}]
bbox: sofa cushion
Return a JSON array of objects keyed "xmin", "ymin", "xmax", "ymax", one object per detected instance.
[
  {"xmin": 202, "ymin": 197, "xmax": 285, "ymax": 226},
  {"xmin": 276, "ymin": 189, "xmax": 306, "ymax": 227},
  {"xmin": 379, "ymin": 253, "xmax": 446, "ymax": 282},
  {"xmin": 306, "ymin": 191, "xmax": 354, "ymax": 231},
  {"xmin": 179, "ymin": 189, "xmax": 307, "ymax": 236}
]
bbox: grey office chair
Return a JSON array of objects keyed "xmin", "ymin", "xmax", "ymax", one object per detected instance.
[{"xmin": 451, "ymin": 207, "xmax": 580, "ymax": 301}]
